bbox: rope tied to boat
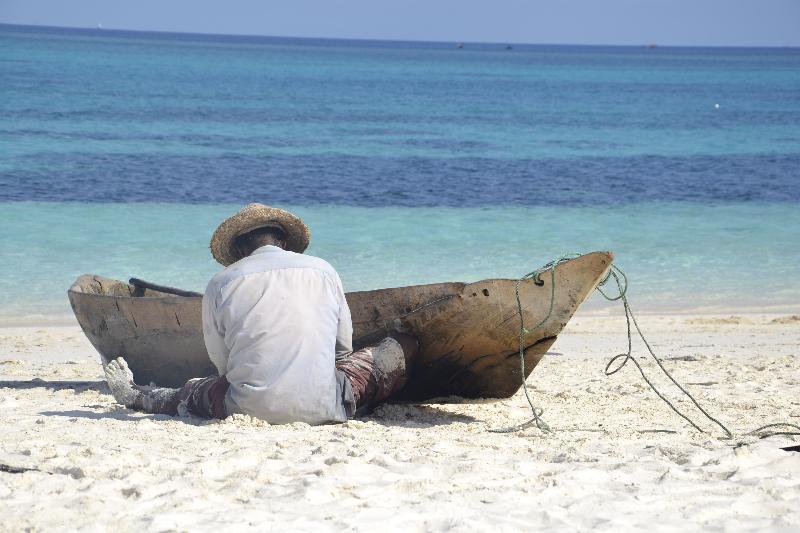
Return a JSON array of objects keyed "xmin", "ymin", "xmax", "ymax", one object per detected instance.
[
  {"xmin": 490, "ymin": 255, "xmax": 800, "ymax": 442},
  {"xmin": 487, "ymin": 255, "xmax": 578, "ymax": 433}
]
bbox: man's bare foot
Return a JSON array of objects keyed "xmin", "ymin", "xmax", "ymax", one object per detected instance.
[{"xmin": 103, "ymin": 357, "xmax": 141, "ymax": 408}]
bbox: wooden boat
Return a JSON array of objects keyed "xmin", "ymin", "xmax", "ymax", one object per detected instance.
[{"xmin": 68, "ymin": 252, "xmax": 613, "ymax": 402}]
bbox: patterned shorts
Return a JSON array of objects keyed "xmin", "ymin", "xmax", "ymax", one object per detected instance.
[
  {"xmin": 177, "ymin": 375, "xmax": 230, "ymax": 419},
  {"xmin": 335, "ymin": 337, "xmax": 408, "ymax": 414}
]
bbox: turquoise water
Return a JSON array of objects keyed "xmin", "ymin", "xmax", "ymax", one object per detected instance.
[
  {"xmin": 1, "ymin": 201, "xmax": 798, "ymax": 323},
  {"xmin": 1, "ymin": 25, "xmax": 799, "ymax": 323}
]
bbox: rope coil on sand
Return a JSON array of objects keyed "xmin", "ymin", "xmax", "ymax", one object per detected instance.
[{"xmin": 489, "ymin": 255, "xmax": 800, "ymax": 442}]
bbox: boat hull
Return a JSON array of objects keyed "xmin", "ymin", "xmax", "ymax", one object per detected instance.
[{"xmin": 68, "ymin": 252, "xmax": 613, "ymax": 401}]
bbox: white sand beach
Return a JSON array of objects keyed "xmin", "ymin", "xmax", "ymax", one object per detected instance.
[{"xmin": 1, "ymin": 312, "xmax": 799, "ymax": 531}]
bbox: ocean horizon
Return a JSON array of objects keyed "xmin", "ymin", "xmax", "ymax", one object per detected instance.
[
  {"xmin": 2, "ymin": 24, "xmax": 799, "ymax": 323},
  {"xmin": 9, "ymin": 22, "xmax": 800, "ymax": 50}
]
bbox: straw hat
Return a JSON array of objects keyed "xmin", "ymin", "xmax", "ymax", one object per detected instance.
[{"xmin": 210, "ymin": 203, "xmax": 310, "ymax": 266}]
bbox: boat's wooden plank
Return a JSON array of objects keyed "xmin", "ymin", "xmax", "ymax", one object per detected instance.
[{"xmin": 129, "ymin": 278, "xmax": 203, "ymax": 298}]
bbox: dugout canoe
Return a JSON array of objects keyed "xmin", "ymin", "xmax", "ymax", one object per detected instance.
[{"xmin": 67, "ymin": 251, "xmax": 613, "ymax": 401}]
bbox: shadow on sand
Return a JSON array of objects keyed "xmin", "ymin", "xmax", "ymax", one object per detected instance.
[
  {"xmin": 37, "ymin": 404, "xmax": 479, "ymax": 427},
  {"xmin": 9, "ymin": 379, "xmax": 478, "ymax": 427},
  {"xmin": 0, "ymin": 379, "xmax": 106, "ymax": 392},
  {"xmin": 38, "ymin": 408, "xmax": 180, "ymax": 423},
  {"xmin": 366, "ymin": 403, "xmax": 479, "ymax": 427}
]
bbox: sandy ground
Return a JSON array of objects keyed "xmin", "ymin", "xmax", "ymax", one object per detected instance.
[{"xmin": 1, "ymin": 313, "xmax": 799, "ymax": 532}]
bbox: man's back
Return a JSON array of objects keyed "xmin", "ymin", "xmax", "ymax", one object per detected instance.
[
  {"xmin": 202, "ymin": 245, "xmax": 352, "ymax": 424},
  {"xmin": 102, "ymin": 204, "xmax": 414, "ymax": 425}
]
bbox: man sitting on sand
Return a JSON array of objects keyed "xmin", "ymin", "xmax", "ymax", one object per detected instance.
[{"xmin": 103, "ymin": 203, "xmax": 418, "ymax": 424}]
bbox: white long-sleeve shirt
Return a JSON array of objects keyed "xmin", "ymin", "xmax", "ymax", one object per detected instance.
[{"xmin": 202, "ymin": 245, "xmax": 353, "ymax": 424}]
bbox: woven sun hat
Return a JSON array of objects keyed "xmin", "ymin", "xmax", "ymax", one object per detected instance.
[{"xmin": 210, "ymin": 203, "xmax": 310, "ymax": 266}]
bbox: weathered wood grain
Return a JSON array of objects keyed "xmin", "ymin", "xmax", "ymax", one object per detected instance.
[{"xmin": 68, "ymin": 252, "xmax": 613, "ymax": 401}]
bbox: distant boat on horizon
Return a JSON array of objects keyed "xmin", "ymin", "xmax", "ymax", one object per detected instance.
[{"xmin": 96, "ymin": 22, "xmax": 103, "ymax": 30}]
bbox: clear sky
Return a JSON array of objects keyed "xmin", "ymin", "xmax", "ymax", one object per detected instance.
[{"xmin": 1, "ymin": 0, "xmax": 798, "ymax": 47}]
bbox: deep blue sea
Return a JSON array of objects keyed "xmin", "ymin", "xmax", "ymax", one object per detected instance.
[{"xmin": 1, "ymin": 24, "xmax": 799, "ymax": 323}]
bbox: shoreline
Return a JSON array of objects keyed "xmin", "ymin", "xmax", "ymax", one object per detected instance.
[{"xmin": 6, "ymin": 23, "xmax": 798, "ymax": 50}]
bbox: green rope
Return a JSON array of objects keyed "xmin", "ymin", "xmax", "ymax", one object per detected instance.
[
  {"xmin": 599, "ymin": 265, "xmax": 732, "ymax": 437},
  {"xmin": 745, "ymin": 423, "xmax": 800, "ymax": 439},
  {"xmin": 492, "ymin": 254, "xmax": 800, "ymax": 442},
  {"xmin": 488, "ymin": 254, "xmax": 579, "ymax": 433}
]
